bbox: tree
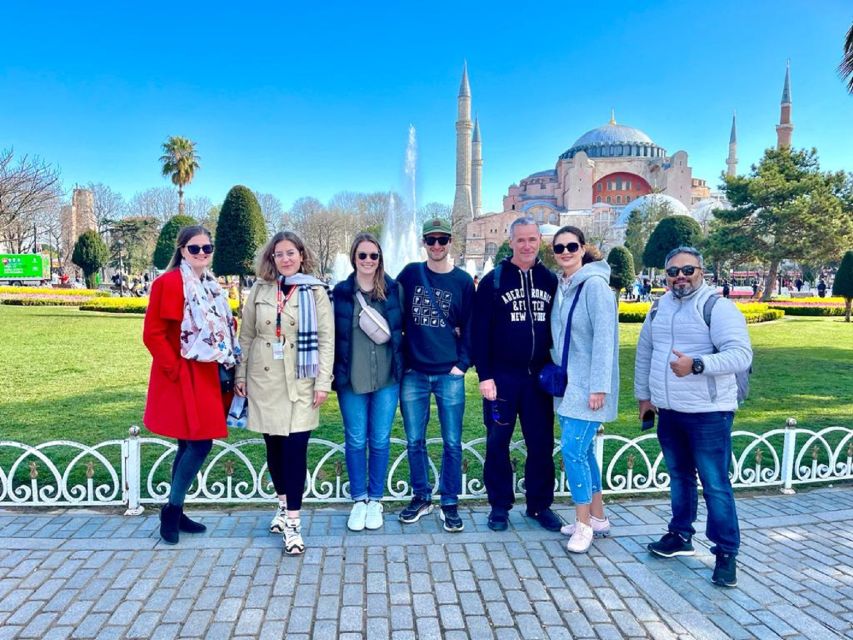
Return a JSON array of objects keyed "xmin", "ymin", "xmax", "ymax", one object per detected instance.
[
  {"xmin": 72, "ymin": 230, "xmax": 108, "ymax": 288},
  {"xmin": 607, "ymin": 245, "xmax": 635, "ymax": 296},
  {"xmin": 288, "ymin": 196, "xmax": 341, "ymax": 276},
  {"xmin": 840, "ymin": 21, "xmax": 853, "ymax": 94},
  {"xmin": 127, "ymin": 186, "xmax": 179, "ymax": 223},
  {"xmin": 153, "ymin": 215, "xmax": 196, "ymax": 270},
  {"xmin": 212, "ymin": 186, "xmax": 267, "ymax": 284},
  {"xmin": 623, "ymin": 198, "xmax": 672, "ymax": 273},
  {"xmin": 0, "ymin": 149, "xmax": 63, "ymax": 253},
  {"xmin": 832, "ymin": 250, "xmax": 853, "ymax": 322},
  {"xmin": 109, "ymin": 217, "xmax": 159, "ymax": 275},
  {"xmin": 254, "ymin": 191, "xmax": 285, "ymax": 237},
  {"xmin": 715, "ymin": 147, "xmax": 853, "ymax": 300},
  {"xmin": 86, "ymin": 182, "xmax": 126, "ymax": 234},
  {"xmin": 159, "ymin": 136, "xmax": 200, "ymax": 216},
  {"xmin": 643, "ymin": 216, "xmax": 703, "ymax": 269}
]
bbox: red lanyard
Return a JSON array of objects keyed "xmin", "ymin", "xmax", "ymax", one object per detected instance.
[{"xmin": 275, "ymin": 281, "xmax": 297, "ymax": 340}]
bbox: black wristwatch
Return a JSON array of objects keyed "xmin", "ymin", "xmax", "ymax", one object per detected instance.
[{"xmin": 691, "ymin": 357, "xmax": 705, "ymax": 375}]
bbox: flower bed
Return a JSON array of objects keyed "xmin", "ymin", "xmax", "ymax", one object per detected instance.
[
  {"xmin": 618, "ymin": 301, "xmax": 784, "ymax": 323},
  {"xmin": 79, "ymin": 297, "xmax": 240, "ymax": 314},
  {"xmin": 766, "ymin": 296, "xmax": 845, "ymax": 316},
  {"xmin": 0, "ymin": 286, "xmax": 100, "ymax": 296}
]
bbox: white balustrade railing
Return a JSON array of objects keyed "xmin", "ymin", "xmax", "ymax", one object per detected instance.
[{"xmin": 0, "ymin": 418, "xmax": 851, "ymax": 512}]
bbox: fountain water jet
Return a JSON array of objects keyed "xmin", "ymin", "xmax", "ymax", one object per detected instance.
[{"xmin": 381, "ymin": 125, "xmax": 422, "ymax": 277}]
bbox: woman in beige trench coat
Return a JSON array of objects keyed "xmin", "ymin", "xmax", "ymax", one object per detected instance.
[{"xmin": 235, "ymin": 230, "xmax": 334, "ymax": 554}]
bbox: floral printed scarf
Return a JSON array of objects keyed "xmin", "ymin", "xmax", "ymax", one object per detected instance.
[{"xmin": 179, "ymin": 261, "xmax": 241, "ymax": 367}]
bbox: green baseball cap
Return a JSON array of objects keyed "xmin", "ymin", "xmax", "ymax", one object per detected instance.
[{"xmin": 422, "ymin": 218, "xmax": 452, "ymax": 236}]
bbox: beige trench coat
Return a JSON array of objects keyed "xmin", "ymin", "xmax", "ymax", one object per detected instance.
[{"xmin": 236, "ymin": 280, "xmax": 334, "ymax": 435}]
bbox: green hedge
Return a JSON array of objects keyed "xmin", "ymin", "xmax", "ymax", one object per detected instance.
[
  {"xmin": 0, "ymin": 298, "xmax": 81, "ymax": 307},
  {"xmin": 767, "ymin": 304, "xmax": 845, "ymax": 316}
]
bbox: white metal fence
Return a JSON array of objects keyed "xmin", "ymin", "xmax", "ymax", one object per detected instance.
[{"xmin": 1, "ymin": 419, "xmax": 851, "ymax": 513}]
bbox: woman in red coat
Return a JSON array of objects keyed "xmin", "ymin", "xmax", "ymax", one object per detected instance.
[{"xmin": 143, "ymin": 225, "xmax": 240, "ymax": 544}]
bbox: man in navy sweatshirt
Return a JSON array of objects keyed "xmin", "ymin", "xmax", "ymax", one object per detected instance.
[
  {"xmin": 396, "ymin": 218, "xmax": 475, "ymax": 532},
  {"xmin": 473, "ymin": 216, "xmax": 560, "ymax": 532}
]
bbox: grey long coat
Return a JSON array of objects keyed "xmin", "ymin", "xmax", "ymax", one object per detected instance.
[
  {"xmin": 236, "ymin": 280, "xmax": 334, "ymax": 435},
  {"xmin": 550, "ymin": 260, "xmax": 620, "ymax": 423}
]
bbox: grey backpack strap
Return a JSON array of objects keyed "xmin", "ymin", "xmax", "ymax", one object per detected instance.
[
  {"xmin": 703, "ymin": 293, "xmax": 721, "ymax": 328},
  {"xmin": 649, "ymin": 298, "xmax": 661, "ymax": 321}
]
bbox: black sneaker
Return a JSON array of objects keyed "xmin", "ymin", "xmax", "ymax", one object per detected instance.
[
  {"xmin": 487, "ymin": 509, "xmax": 509, "ymax": 532},
  {"xmin": 439, "ymin": 505, "xmax": 464, "ymax": 532},
  {"xmin": 711, "ymin": 552, "xmax": 738, "ymax": 587},
  {"xmin": 647, "ymin": 531, "xmax": 695, "ymax": 558},
  {"xmin": 398, "ymin": 496, "xmax": 433, "ymax": 524},
  {"xmin": 526, "ymin": 507, "xmax": 563, "ymax": 532}
]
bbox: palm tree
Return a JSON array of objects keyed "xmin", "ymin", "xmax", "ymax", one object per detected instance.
[
  {"xmin": 841, "ymin": 21, "xmax": 853, "ymax": 94},
  {"xmin": 159, "ymin": 136, "xmax": 200, "ymax": 215}
]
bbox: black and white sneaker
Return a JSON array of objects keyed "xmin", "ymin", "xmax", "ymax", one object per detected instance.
[
  {"xmin": 399, "ymin": 496, "xmax": 433, "ymax": 524},
  {"xmin": 647, "ymin": 531, "xmax": 695, "ymax": 558},
  {"xmin": 711, "ymin": 551, "xmax": 738, "ymax": 587},
  {"xmin": 439, "ymin": 505, "xmax": 464, "ymax": 532}
]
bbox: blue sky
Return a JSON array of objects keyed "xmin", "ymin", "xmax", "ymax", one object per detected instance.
[{"xmin": 1, "ymin": 1, "xmax": 851, "ymax": 215}]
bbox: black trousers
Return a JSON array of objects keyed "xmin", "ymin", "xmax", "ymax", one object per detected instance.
[
  {"xmin": 263, "ymin": 432, "xmax": 310, "ymax": 511},
  {"xmin": 483, "ymin": 370, "xmax": 555, "ymax": 513}
]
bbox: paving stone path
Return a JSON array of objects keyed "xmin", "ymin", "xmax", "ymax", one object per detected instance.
[{"xmin": 1, "ymin": 486, "xmax": 851, "ymax": 639}]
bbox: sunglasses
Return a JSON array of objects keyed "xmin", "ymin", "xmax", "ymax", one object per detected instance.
[
  {"xmin": 357, "ymin": 252, "xmax": 380, "ymax": 261},
  {"xmin": 186, "ymin": 244, "xmax": 214, "ymax": 255},
  {"xmin": 553, "ymin": 242, "xmax": 581, "ymax": 254},
  {"xmin": 665, "ymin": 265, "xmax": 699, "ymax": 277},
  {"xmin": 423, "ymin": 236, "xmax": 450, "ymax": 246}
]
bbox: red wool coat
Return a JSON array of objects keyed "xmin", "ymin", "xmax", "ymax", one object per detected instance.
[{"xmin": 142, "ymin": 268, "xmax": 228, "ymax": 440}]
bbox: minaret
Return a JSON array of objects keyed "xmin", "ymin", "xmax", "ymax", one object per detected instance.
[
  {"xmin": 776, "ymin": 61, "xmax": 793, "ymax": 149},
  {"xmin": 471, "ymin": 116, "xmax": 482, "ymax": 218},
  {"xmin": 726, "ymin": 112, "xmax": 738, "ymax": 177},
  {"xmin": 451, "ymin": 63, "xmax": 474, "ymax": 248}
]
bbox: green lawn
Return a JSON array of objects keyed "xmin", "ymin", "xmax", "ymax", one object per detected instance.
[{"xmin": 2, "ymin": 305, "xmax": 851, "ymax": 444}]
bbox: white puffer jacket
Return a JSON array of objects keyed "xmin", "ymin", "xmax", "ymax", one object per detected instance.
[{"xmin": 634, "ymin": 283, "xmax": 752, "ymax": 413}]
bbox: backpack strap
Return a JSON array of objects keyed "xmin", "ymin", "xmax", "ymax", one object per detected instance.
[
  {"xmin": 703, "ymin": 292, "xmax": 721, "ymax": 328},
  {"xmin": 649, "ymin": 297, "xmax": 661, "ymax": 321}
]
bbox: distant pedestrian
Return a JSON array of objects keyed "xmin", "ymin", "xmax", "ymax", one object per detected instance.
[
  {"xmin": 143, "ymin": 226, "xmax": 239, "ymax": 544},
  {"xmin": 722, "ymin": 281, "xmax": 730, "ymax": 298},
  {"xmin": 817, "ymin": 279, "xmax": 827, "ymax": 298},
  {"xmin": 635, "ymin": 246, "xmax": 752, "ymax": 588},
  {"xmin": 751, "ymin": 281, "xmax": 758, "ymax": 297}
]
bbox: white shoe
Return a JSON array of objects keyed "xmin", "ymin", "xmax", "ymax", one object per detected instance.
[
  {"xmin": 364, "ymin": 500, "xmax": 384, "ymax": 530},
  {"xmin": 283, "ymin": 517, "xmax": 304, "ymax": 555},
  {"xmin": 561, "ymin": 515, "xmax": 611, "ymax": 538},
  {"xmin": 269, "ymin": 504, "xmax": 288, "ymax": 533},
  {"xmin": 348, "ymin": 501, "xmax": 368, "ymax": 532},
  {"xmin": 566, "ymin": 521, "xmax": 594, "ymax": 554}
]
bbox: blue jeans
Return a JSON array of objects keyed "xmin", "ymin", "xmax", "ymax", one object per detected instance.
[
  {"xmin": 400, "ymin": 370, "xmax": 465, "ymax": 506},
  {"xmin": 338, "ymin": 383, "xmax": 400, "ymax": 501},
  {"xmin": 559, "ymin": 416, "xmax": 601, "ymax": 506},
  {"xmin": 169, "ymin": 439, "xmax": 213, "ymax": 506},
  {"xmin": 657, "ymin": 409, "xmax": 740, "ymax": 555}
]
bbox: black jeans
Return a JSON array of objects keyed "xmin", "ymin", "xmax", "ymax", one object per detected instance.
[
  {"xmin": 264, "ymin": 432, "xmax": 311, "ymax": 511},
  {"xmin": 169, "ymin": 439, "xmax": 213, "ymax": 506},
  {"xmin": 483, "ymin": 370, "xmax": 555, "ymax": 513}
]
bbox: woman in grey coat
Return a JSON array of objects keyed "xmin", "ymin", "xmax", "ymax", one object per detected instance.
[{"xmin": 550, "ymin": 226, "xmax": 619, "ymax": 553}]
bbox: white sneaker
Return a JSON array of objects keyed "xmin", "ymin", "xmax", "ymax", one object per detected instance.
[
  {"xmin": 348, "ymin": 501, "xmax": 368, "ymax": 532},
  {"xmin": 566, "ymin": 521, "xmax": 594, "ymax": 554},
  {"xmin": 283, "ymin": 517, "xmax": 304, "ymax": 555},
  {"xmin": 364, "ymin": 501, "xmax": 384, "ymax": 530},
  {"xmin": 269, "ymin": 504, "xmax": 288, "ymax": 533},
  {"xmin": 561, "ymin": 515, "xmax": 611, "ymax": 538}
]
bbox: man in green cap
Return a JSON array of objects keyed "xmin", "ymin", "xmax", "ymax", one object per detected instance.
[{"xmin": 396, "ymin": 218, "xmax": 475, "ymax": 532}]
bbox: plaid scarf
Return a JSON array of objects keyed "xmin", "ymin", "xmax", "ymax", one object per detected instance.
[
  {"xmin": 281, "ymin": 273, "xmax": 327, "ymax": 379},
  {"xmin": 179, "ymin": 261, "xmax": 241, "ymax": 367}
]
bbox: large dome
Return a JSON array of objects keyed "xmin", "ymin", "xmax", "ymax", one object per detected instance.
[
  {"xmin": 615, "ymin": 194, "xmax": 690, "ymax": 226},
  {"xmin": 560, "ymin": 118, "xmax": 666, "ymax": 161}
]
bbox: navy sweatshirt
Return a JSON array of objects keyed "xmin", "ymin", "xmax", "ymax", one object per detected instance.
[
  {"xmin": 396, "ymin": 262, "xmax": 475, "ymax": 374},
  {"xmin": 473, "ymin": 257, "xmax": 557, "ymax": 381}
]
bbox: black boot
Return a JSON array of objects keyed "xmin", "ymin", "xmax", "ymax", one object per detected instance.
[
  {"xmin": 179, "ymin": 509, "xmax": 207, "ymax": 534},
  {"xmin": 160, "ymin": 503, "xmax": 181, "ymax": 544}
]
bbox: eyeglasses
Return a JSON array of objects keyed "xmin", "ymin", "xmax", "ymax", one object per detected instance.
[
  {"xmin": 553, "ymin": 242, "xmax": 581, "ymax": 254},
  {"xmin": 423, "ymin": 236, "xmax": 450, "ymax": 246},
  {"xmin": 357, "ymin": 252, "xmax": 380, "ymax": 261},
  {"xmin": 665, "ymin": 265, "xmax": 699, "ymax": 277},
  {"xmin": 186, "ymin": 244, "xmax": 214, "ymax": 255}
]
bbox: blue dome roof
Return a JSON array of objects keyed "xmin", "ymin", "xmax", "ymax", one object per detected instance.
[
  {"xmin": 560, "ymin": 119, "xmax": 665, "ymax": 160},
  {"xmin": 572, "ymin": 123, "xmax": 654, "ymax": 149}
]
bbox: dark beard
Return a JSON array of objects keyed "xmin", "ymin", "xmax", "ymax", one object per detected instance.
[{"xmin": 671, "ymin": 283, "xmax": 695, "ymax": 299}]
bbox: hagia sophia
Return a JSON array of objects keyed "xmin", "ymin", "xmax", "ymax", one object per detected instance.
[{"xmin": 455, "ymin": 62, "xmax": 795, "ymax": 267}]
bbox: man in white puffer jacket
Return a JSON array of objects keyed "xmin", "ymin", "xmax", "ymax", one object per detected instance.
[{"xmin": 634, "ymin": 247, "xmax": 752, "ymax": 588}]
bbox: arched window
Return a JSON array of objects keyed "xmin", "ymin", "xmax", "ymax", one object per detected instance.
[{"xmin": 485, "ymin": 242, "xmax": 498, "ymax": 257}]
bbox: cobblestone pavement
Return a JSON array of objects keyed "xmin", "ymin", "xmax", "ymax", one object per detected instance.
[{"xmin": 0, "ymin": 486, "xmax": 851, "ymax": 639}]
